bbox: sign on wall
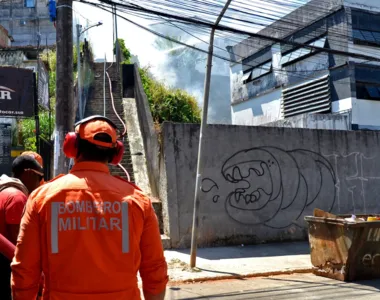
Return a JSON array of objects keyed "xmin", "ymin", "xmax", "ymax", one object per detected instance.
[{"xmin": 0, "ymin": 67, "xmax": 34, "ymax": 117}]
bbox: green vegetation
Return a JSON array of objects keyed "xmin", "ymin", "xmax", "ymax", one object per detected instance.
[
  {"xmin": 116, "ymin": 39, "xmax": 201, "ymax": 124},
  {"xmin": 18, "ymin": 109, "xmax": 55, "ymax": 152},
  {"xmin": 139, "ymin": 67, "xmax": 201, "ymax": 123},
  {"xmin": 18, "ymin": 41, "xmax": 90, "ymax": 151},
  {"xmin": 15, "ymin": 49, "xmax": 57, "ymax": 151},
  {"xmin": 115, "ymin": 38, "xmax": 132, "ymax": 64}
]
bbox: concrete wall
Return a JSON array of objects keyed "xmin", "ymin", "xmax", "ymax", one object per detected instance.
[
  {"xmin": 0, "ymin": 0, "xmax": 55, "ymax": 46},
  {"xmin": 352, "ymin": 98, "xmax": 380, "ymax": 130},
  {"xmin": 122, "ymin": 64, "xmax": 160, "ymax": 198},
  {"xmin": 162, "ymin": 123, "xmax": 380, "ymax": 248},
  {"xmin": 0, "ymin": 50, "xmax": 25, "ymax": 65},
  {"xmin": 264, "ymin": 113, "xmax": 351, "ymax": 130},
  {"xmin": 232, "ymin": 88, "xmax": 282, "ymax": 126}
]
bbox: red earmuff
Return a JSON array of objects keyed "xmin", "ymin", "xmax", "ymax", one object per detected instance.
[
  {"xmin": 63, "ymin": 132, "xmax": 78, "ymax": 159},
  {"xmin": 110, "ymin": 140, "xmax": 125, "ymax": 165},
  {"xmin": 63, "ymin": 116, "xmax": 125, "ymax": 165}
]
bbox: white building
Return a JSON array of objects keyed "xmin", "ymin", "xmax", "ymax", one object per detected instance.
[{"xmin": 229, "ymin": 0, "xmax": 380, "ymax": 130}]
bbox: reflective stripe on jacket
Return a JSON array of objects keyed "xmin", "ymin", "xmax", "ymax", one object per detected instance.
[{"xmin": 11, "ymin": 162, "xmax": 168, "ymax": 300}]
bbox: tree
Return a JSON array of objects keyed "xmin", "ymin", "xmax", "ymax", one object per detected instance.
[
  {"xmin": 18, "ymin": 109, "xmax": 56, "ymax": 151},
  {"xmin": 139, "ymin": 67, "xmax": 201, "ymax": 124},
  {"xmin": 114, "ymin": 38, "xmax": 132, "ymax": 64},
  {"xmin": 117, "ymin": 38, "xmax": 201, "ymax": 124}
]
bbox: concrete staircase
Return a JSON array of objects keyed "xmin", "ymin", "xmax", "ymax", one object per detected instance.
[
  {"xmin": 84, "ymin": 63, "xmax": 135, "ymax": 182},
  {"xmin": 85, "ymin": 63, "xmax": 166, "ymax": 242}
]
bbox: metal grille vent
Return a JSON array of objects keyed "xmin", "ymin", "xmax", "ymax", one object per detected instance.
[{"xmin": 282, "ymin": 75, "xmax": 331, "ymax": 118}]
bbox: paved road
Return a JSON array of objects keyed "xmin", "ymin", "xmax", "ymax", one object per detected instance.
[
  {"xmin": 165, "ymin": 273, "xmax": 380, "ymax": 299},
  {"xmin": 166, "ymin": 242, "xmax": 311, "ymax": 282}
]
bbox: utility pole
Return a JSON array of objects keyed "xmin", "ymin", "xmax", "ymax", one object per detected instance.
[
  {"xmin": 113, "ymin": 5, "xmax": 120, "ymax": 68},
  {"xmin": 76, "ymin": 22, "xmax": 102, "ymax": 120},
  {"xmin": 190, "ymin": 0, "xmax": 232, "ymax": 268},
  {"xmin": 104, "ymin": 53, "xmax": 106, "ymax": 116},
  {"xmin": 54, "ymin": 0, "xmax": 74, "ymax": 176},
  {"xmin": 76, "ymin": 24, "xmax": 82, "ymax": 120}
]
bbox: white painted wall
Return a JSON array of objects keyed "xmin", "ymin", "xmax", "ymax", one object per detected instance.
[
  {"xmin": 231, "ymin": 88, "xmax": 282, "ymax": 126},
  {"xmin": 230, "ymin": 62, "xmax": 248, "ymax": 104},
  {"xmin": 352, "ymin": 97, "xmax": 380, "ymax": 129},
  {"xmin": 332, "ymin": 97, "xmax": 352, "ymax": 113},
  {"xmin": 264, "ymin": 113, "xmax": 351, "ymax": 130}
]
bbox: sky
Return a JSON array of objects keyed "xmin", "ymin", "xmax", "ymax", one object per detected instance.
[
  {"xmin": 73, "ymin": 2, "xmax": 162, "ymax": 68},
  {"xmin": 73, "ymin": 0, "xmax": 310, "ymax": 123},
  {"xmin": 73, "ymin": 0, "xmax": 309, "ymax": 68}
]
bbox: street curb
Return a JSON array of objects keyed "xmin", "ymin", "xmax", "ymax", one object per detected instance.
[{"xmin": 169, "ymin": 268, "xmax": 313, "ymax": 285}]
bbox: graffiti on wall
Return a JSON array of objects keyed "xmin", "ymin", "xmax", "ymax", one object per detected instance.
[
  {"xmin": 324, "ymin": 152, "xmax": 380, "ymax": 214},
  {"xmin": 201, "ymin": 146, "xmax": 337, "ymax": 229}
]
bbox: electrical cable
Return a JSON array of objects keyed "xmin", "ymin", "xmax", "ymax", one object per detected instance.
[
  {"xmin": 81, "ymin": 1, "xmax": 375, "ymax": 86},
  {"xmin": 82, "ymin": 0, "xmax": 380, "ymax": 64},
  {"xmin": 77, "ymin": 0, "xmax": 376, "ymax": 64},
  {"xmin": 96, "ymin": 0, "xmax": 376, "ymax": 59},
  {"xmin": 118, "ymin": 162, "xmax": 131, "ymax": 182},
  {"xmin": 105, "ymin": 70, "xmax": 130, "ymax": 181},
  {"xmin": 105, "ymin": 71, "xmax": 127, "ymax": 137},
  {"xmin": 91, "ymin": 3, "xmax": 339, "ymax": 86}
]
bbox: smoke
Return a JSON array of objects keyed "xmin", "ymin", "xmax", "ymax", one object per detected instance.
[
  {"xmin": 75, "ymin": 3, "xmax": 240, "ymax": 124},
  {"xmin": 140, "ymin": 22, "xmax": 237, "ymax": 124}
]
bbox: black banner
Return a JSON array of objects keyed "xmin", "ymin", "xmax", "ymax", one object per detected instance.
[{"xmin": 0, "ymin": 67, "xmax": 35, "ymax": 117}]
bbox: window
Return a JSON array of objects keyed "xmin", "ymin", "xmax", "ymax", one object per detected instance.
[
  {"xmin": 280, "ymin": 37, "xmax": 327, "ymax": 66},
  {"xmin": 356, "ymin": 83, "xmax": 380, "ymax": 100},
  {"xmin": 242, "ymin": 71, "xmax": 251, "ymax": 82},
  {"xmin": 25, "ymin": 0, "xmax": 35, "ymax": 8},
  {"xmin": 242, "ymin": 61, "xmax": 272, "ymax": 84},
  {"xmin": 352, "ymin": 29, "xmax": 380, "ymax": 47},
  {"xmin": 251, "ymin": 61, "xmax": 272, "ymax": 80}
]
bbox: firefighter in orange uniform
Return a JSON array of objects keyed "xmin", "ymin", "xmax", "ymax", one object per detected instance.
[{"xmin": 11, "ymin": 115, "xmax": 168, "ymax": 300}]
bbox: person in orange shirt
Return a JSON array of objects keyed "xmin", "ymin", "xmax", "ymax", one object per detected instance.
[{"xmin": 11, "ymin": 115, "xmax": 168, "ymax": 300}]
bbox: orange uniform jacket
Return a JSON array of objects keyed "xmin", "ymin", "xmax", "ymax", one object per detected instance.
[{"xmin": 11, "ymin": 162, "xmax": 168, "ymax": 300}]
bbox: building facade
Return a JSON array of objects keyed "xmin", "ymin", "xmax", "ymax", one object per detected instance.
[
  {"xmin": 0, "ymin": 0, "xmax": 55, "ymax": 47},
  {"xmin": 229, "ymin": 0, "xmax": 380, "ymax": 130}
]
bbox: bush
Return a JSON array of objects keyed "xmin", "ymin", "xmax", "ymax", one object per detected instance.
[
  {"xmin": 139, "ymin": 67, "xmax": 201, "ymax": 124},
  {"xmin": 19, "ymin": 109, "xmax": 55, "ymax": 151}
]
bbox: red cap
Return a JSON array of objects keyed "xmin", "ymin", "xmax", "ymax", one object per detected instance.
[
  {"xmin": 21, "ymin": 151, "xmax": 44, "ymax": 168},
  {"xmin": 75, "ymin": 119, "xmax": 117, "ymax": 148}
]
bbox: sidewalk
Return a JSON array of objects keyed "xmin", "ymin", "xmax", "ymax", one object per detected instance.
[
  {"xmin": 165, "ymin": 241, "xmax": 312, "ymax": 283},
  {"xmin": 166, "ymin": 273, "xmax": 380, "ymax": 299}
]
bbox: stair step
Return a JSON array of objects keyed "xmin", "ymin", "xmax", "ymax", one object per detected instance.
[{"xmin": 85, "ymin": 63, "xmax": 135, "ymax": 183}]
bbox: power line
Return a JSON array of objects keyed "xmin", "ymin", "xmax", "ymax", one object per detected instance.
[
  {"xmin": 113, "ymin": 0, "xmax": 380, "ymax": 62},
  {"xmin": 83, "ymin": 0, "xmax": 380, "ymax": 63},
  {"xmin": 79, "ymin": 1, "xmax": 376, "ymax": 87}
]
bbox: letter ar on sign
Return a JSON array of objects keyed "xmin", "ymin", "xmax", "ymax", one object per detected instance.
[
  {"xmin": 0, "ymin": 90, "xmax": 12, "ymax": 100},
  {"xmin": 59, "ymin": 216, "xmax": 122, "ymax": 231}
]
